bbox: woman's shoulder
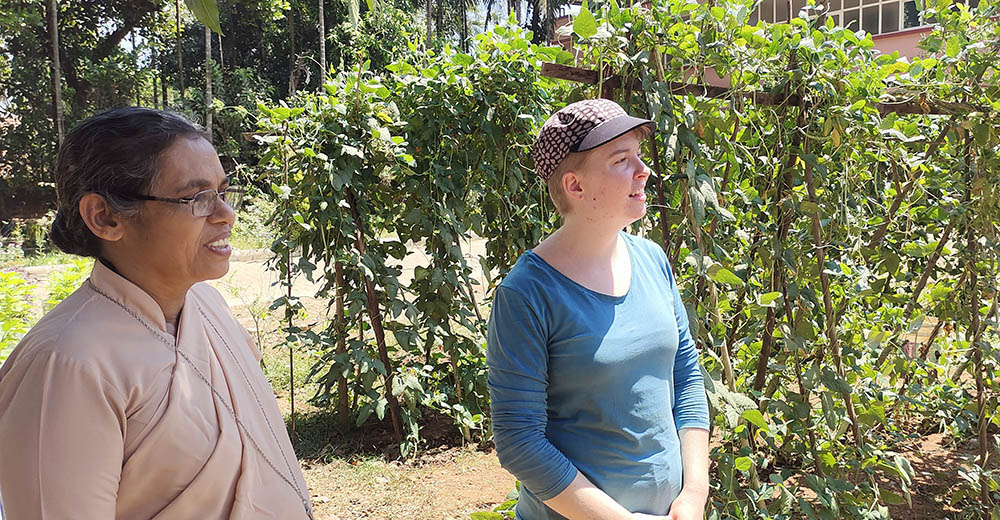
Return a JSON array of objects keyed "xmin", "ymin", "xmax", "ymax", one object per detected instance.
[
  {"xmin": 6, "ymin": 281, "xmax": 176, "ymax": 384},
  {"xmin": 1, "ymin": 286, "xmax": 134, "ymax": 397},
  {"xmin": 16, "ymin": 284, "xmax": 107, "ymax": 359},
  {"xmin": 498, "ymin": 251, "xmax": 562, "ymax": 300}
]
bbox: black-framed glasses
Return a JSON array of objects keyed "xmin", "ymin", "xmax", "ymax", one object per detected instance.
[{"xmin": 122, "ymin": 186, "xmax": 245, "ymax": 217}]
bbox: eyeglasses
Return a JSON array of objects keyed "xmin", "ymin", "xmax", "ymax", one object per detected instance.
[{"xmin": 122, "ymin": 186, "xmax": 245, "ymax": 217}]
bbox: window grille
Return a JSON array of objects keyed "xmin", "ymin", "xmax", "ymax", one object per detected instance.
[{"xmin": 747, "ymin": 0, "xmax": 979, "ymax": 35}]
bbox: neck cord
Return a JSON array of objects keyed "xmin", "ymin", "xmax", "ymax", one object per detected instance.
[{"xmin": 86, "ymin": 279, "xmax": 314, "ymax": 519}]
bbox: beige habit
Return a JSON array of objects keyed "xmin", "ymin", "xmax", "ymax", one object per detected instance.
[{"xmin": 0, "ymin": 260, "xmax": 312, "ymax": 519}]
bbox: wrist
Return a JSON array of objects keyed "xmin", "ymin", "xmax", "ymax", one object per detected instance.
[{"xmin": 679, "ymin": 486, "xmax": 709, "ymax": 502}]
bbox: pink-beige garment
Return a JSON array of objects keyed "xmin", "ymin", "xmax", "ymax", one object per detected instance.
[{"xmin": 0, "ymin": 260, "xmax": 312, "ymax": 519}]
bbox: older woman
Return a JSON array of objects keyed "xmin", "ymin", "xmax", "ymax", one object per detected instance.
[
  {"xmin": 487, "ymin": 99, "xmax": 711, "ymax": 520},
  {"xmin": 0, "ymin": 107, "xmax": 313, "ymax": 519}
]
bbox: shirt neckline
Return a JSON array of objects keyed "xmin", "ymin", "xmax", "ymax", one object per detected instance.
[{"xmin": 525, "ymin": 232, "xmax": 636, "ymax": 302}]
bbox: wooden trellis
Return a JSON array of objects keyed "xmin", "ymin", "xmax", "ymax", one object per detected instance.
[{"xmin": 541, "ymin": 62, "xmax": 985, "ymax": 116}]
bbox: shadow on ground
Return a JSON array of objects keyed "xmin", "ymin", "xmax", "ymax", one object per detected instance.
[{"xmin": 285, "ymin": 408, "xmax": 470, "ymax": 462}]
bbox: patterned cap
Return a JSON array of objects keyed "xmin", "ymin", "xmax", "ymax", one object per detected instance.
[{"xmin": 532, "ymin": 99, "xmax": 653, "ymax": 180}]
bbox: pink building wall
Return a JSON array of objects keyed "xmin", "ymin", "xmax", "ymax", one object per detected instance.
[{"xmin": 872, "ymin": 27, "xmax": 932, "ymax": 58}]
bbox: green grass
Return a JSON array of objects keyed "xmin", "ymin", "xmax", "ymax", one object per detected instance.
[{"xmin": 1, "ymin": 250, "xmax": 78, "ymax": 269}]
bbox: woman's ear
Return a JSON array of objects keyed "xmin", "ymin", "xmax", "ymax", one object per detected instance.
[
  {"xmin": 562, "ymin": 170, "xmax": 586, "ymax": 203},
  {"xmin": 78, "ymin": 193, "xmax": 126, "ymax": 243}
]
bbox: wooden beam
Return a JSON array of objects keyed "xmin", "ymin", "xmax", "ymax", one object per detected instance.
[{"xmin": 541, "ymin": 62, "xmax": 983, "ymax": 116}]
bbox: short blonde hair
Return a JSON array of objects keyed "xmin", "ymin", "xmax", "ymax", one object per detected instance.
[{"xmin": 546, "ymin": 151, "xmax": 587, "ymax": 215}]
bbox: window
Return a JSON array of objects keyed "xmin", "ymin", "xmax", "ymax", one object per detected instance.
[{"xmin": 750, "ymin": 0, "xmax": 930, "ymax": 35}]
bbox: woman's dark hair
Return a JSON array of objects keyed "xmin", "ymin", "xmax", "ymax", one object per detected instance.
[{"xmin": 50, "ymin": 107, "xmax": 208, "ymax": 257}]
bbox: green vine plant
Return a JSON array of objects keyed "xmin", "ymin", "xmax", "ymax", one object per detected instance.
[
  {"xmin": 249, "ymin": 0, "xmax": 1000, "ymax": 516},
  {"xmin": 255, "ymin": 19, "xmax": 571, "ymax": 457},
  {"xmin": 559, "ymin": 0, "xmax": 1000, "ymax": 517}
]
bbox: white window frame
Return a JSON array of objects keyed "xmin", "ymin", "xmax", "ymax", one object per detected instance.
[{"xmin": 748, "ymin": 0, "xmax": 951, "ymax": 35}]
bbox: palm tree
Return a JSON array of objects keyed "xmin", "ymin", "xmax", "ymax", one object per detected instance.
[
  {"xmin": 318, "ymin": 0, "xmax": 326, "ymax": 86},
  {"xmin": 47, "ymin": 0, "xmax": 64, "ymax": 145},
  {"xmin": 176, "ymin": 0, "xmax": 185, "ymax": 104},
  {"xmin": 204, "ymin": 25, "xmax": 212, "ymax": 141}
]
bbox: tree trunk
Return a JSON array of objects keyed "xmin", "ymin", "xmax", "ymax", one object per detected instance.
[
  {"xmin": 176, "ymin": 0, "xmax": 185, "ymax": 103},
  {"xmin": 462, "ymin": 3, "xmax": 469, "ymax": 51},
  {"xmin": 48, "ymin": 0, "xmax": 64, "ymax": 146},
  {"xmin": 204, "ymin": 26, "xmax": 212, "ymax": 141},
  {"xmin": 132, "ymin": 30, "xmax": 140, "ymax": 106},
  {"xmin": 288, "ymin": 8, "xmax": 297, "ymax": 96},
  {"xmin": 425, "ymin": 0, "xmax": 432, "ymax": 45},
  {"xmin": 318, "ymin": 0, "xmax": 326, "ymax": 86},
  {"xmin": 152, "ymin": 48, "xmax": 159, "ymax": 109},
  {"xmin": 160, "ymin": 48, "xmax": 168, "ymax": 108},
  {"xmin": 436, "ymin": 0, "xmax": 443, "ymax": 41}
]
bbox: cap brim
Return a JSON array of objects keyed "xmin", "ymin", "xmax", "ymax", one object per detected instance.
[{"xmin": 574, "ymin": 115, "xmax": 654, "ymax": 152}]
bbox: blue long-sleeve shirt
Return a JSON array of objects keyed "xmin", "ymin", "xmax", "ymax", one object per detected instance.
[{"xmin": 486, "ymin": 233, "xmax": 710, "ymax": 519}]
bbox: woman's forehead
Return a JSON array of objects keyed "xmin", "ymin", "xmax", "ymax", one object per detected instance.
[{"xmin": 155, "ymin": 137, "xmax": 226, "ymax": 192}]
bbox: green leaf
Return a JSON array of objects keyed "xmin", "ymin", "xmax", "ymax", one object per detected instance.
[
  {"xmin": 760, "ymin": 292, "xmax": 782, "ymax": 307},
  {"xmin": 470, "ymin": 512, "xmax": 505, "ymax": 520},
  {"xmin": 879, "ymin": 489, "xmax": 907, "ymax": 505},
  {"xmin": 708, "ymin": 265, "xmax": 744, "ymax": 287},
  {"xmin": 800, "ymin": 201, "xmax": 822, "ymax": 216},
  {"xmin": 573, "ymin": 1, "xmax": 598, "ymax": 39},
  {"xmin": 742, "ymin": 409, "xmax": 771, "ymax": 435},
  {"xmin": 734, "ymin": 456, "xmax": 753, "ymax": 472},
  {"xmin": 608, "ymin": 0, "xmax": 620, "ymax": 17},
  {"xmin": 453, "ymin": 53, "xmax": 475, "ymax": 66},
  {"xmin": 946, "ymin": 35, "xmax": 961, "ymax": 58},
  {"xmin": 821, "ymin": 368, "xmax": 853, "ymax": 395},
  {"xmin": 184, "ymin": 0, "xmax": 223, "ymax": 34}
]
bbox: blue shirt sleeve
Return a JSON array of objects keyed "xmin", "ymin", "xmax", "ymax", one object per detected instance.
[
  {"xmin": 665, "ymin": 260, "xmax": 711, "ymax": 431},
  {"xmin": 486, "ymin": 286, "xmax": 578, "ymax": 501}
]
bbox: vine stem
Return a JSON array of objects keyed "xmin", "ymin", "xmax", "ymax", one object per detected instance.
[
  {"xmin": 782, "ymin": 272, "xmax": 825, "ymax": 478},
  {"xmin": 345, "ymin": 186, "xmax": 404, "ymax": 447},
  {"xmin": 279, "ymin": 121, "xmax": 296, "ymax": 442},
  {"xmin": 803, "ymin": 136, "xmax": 863, "ymax": 450},
  {"xmin": 335, "ymin": 260, "xmax": 349, "ymax": 429},
  {"xmin": 875, "ymin": 217, "xmax": 956, "ymax": 366},
  {"xmin": 865, "ymin": 117, "xmax": 956, "ymax": 251},
  {"xmin": 752, "ymin": 107, "xmax": 798, "ymax": 393}
]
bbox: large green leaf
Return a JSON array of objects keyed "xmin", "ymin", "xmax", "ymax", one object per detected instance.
[
  {"xmin": 184, "ymin": 0, "xmax": 222, "ymax": 34},
  {"xmin": 573, "ymin": 1, "xmax": 598, "ymax": 39},
  {"xmin": 708, "ymin": 264, "xmax": 744, "ymax": 287}
]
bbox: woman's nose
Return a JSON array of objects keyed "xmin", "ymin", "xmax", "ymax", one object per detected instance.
[
  {"xmin": 635, "ymin": 159, "xmax": 651, "ymax": 179},
  {"xmin": 210, "ymin": 193, "xmax": 236, "ymax": 225}
]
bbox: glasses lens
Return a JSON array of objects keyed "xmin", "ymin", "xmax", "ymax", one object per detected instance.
[
  {"xmin": 224, "ymin": 187, "xmax": 245, "ymax": 211},
  {"xmin": 192, "ymin": 190, "xmax": 216, "ymax": 217}
]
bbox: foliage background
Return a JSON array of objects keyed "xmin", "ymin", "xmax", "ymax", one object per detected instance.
[{"xmin": 2, "ymin": 0, "xmax": 1000, "ymax": 517}]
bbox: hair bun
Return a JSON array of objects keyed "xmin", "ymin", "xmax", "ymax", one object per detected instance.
[{"xmin": 49, "ymin": 207, "xmax": 92, "ymax": 257}]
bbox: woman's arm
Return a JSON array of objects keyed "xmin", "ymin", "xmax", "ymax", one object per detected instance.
[
  {"xmin": 664, "ymin": 259, "xmax": 712, "ymax": 520},
  {"xmin": 667, "ymin": 428, "xmax": 710, "ymax": 520},
  {"xmin": 0, "ymin": 351, "xmax": 124, "ymax": 518},
  {"xmin": 545, "ymin": 472, "xmax": 671, "ymax": 520}
]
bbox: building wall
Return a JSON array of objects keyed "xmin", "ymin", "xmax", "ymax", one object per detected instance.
[{"xmin": 872, "ymin": 26, "xmax": 932, "ymax": 58}]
